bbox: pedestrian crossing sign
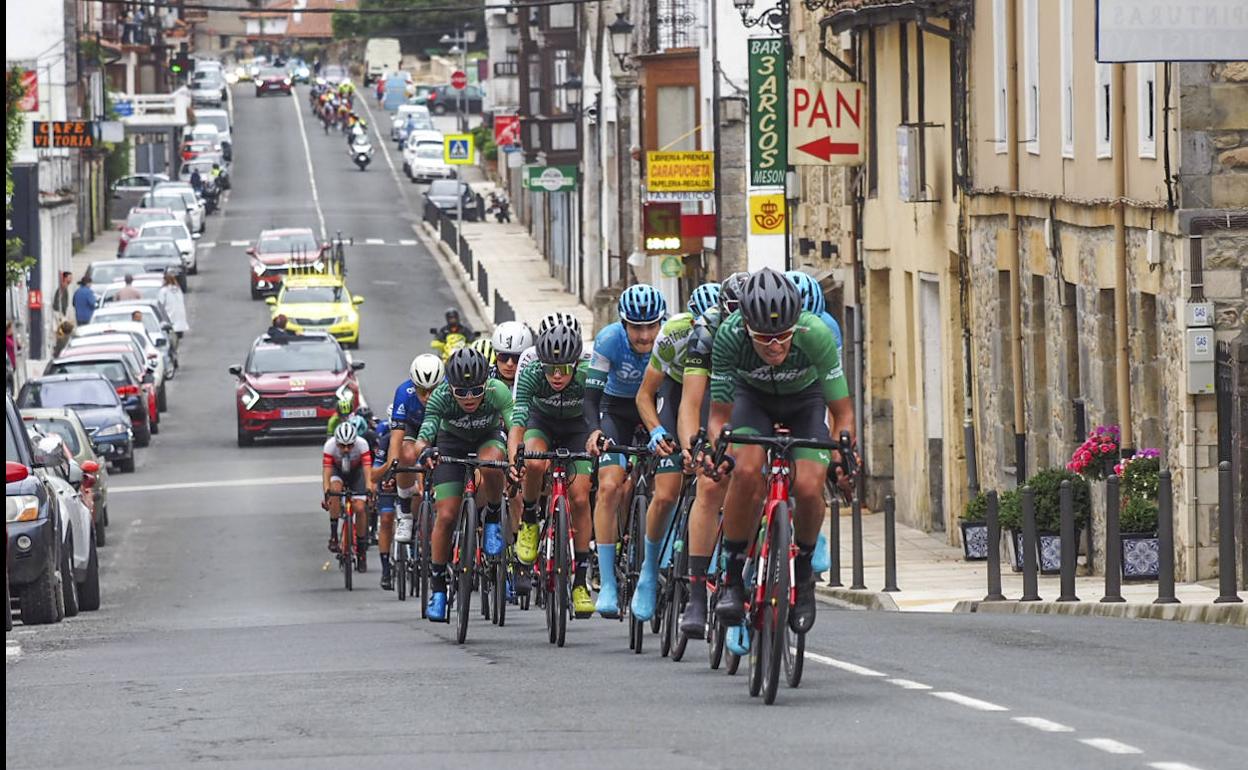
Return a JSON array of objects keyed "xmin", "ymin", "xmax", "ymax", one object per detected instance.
[{"xmin": 444, "ymin": 134, "xmax": 474, "ymax": 165}]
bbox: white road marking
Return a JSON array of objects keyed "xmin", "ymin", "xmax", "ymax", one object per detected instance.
[
  {"xmin": 230, "ymin": 240, "xmax": 250, "ymax": 247},
  {"xmin": 199, "ymin": 242, "xmax": 216, "ymax": 249},
  {"xmin": 885, "ymin": 678, "xmax": 932, "ymax": 690},
  {"xmin": 364, "ymin": 238, "xmax": 384, "ymax": 245},
  {"xmin": 1149, "ymin": 763, "xmax": 1206, "ymax": 770},
  {"xmin": 804, "ymin": 652, "xmax": 887, "ymax": 677},
  {"xmin": 290, "ymin": 91, "xmax": 328, "ymax": 239},
  {"xmin": 111, "ymin": 475, "xmax": 321, "ymax": 494},
  {"xmin": 1078, "ymin": 738, "xmax": 1143, "ymax": 755},
  {"xmin": 1012, "ymin": 716, "xmax": 1074, "ymax": 733},
  {"xmin": 398, "ymin": 239, "xmax": 417, "ymax": 246},
  {"xmin": 6, "ymin": 641, "xmax": 21, "ymax": 659},
  {"xmin": 929, "ymin": 691, "xmax": 1009, "ymax": 712}
]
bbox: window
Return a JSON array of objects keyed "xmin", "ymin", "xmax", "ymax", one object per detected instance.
[
  {"xmin": 1060, "ymin": 0, "xmax": 1074, "ymax": 158},
  {"xmin": 1136, "ymin": 63, "xmax": 1157, "ymax": 158},
  {"xmin": 993, "ymin": 0, "xmax": 1008, "ymax": 154},
  {"xmin": 1023, "ymin": 0, "xmax": 1039, "ymax": 154},
  {"xmin": 1096, "ymin": 62, "xmax": 1112, "ymax": 159},
  {"xmin": 552, "ymin": 50, "xmax": 572, "ymax": 114},
  {"xmin": 548, "ymin": 2, "xmax": 575, "ymax": 28}
]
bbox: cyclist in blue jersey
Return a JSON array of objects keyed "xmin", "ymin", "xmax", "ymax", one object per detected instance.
[
  {"xmin": 369, "ymin": 405, "xmax": 398, "ymax": 590},
  {"xmin": 786, "ymin": 270, "xmax": 844, "ymax": 355},
  {"xmin": 389, "ymin": 354, "xmax": 444, "ymax": 546},
  {"xmin": 585, "ymin": 283, "xmax": 667, "ymax": 617}
]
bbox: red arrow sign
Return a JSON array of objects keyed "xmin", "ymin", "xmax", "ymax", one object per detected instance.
[{"xmin": 794, "ymin": 136, "xmax": 860, "ymax": 162}]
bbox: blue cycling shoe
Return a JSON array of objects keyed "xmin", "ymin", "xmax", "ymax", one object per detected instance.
[
  {"xmin": 484, "ymin": 522, "xmax": 505, "ymax": 557},
  {"xmin": 595, "ymin": 580, "xmax": 620, "ymax": 618},
  {"xmin": 812, "ymin": 530, "xmax": 831, "ymax": 573},
  {"xmin": 726, "ymin": 622, "xmax": 751, "ymax": 656},
  {"xmin": 630, "ymin": 573, "xmax": 659, "ymax": 622},
  {"xmin": 427, "ymin": 591, "xmax": 448, "ymax": 622}
]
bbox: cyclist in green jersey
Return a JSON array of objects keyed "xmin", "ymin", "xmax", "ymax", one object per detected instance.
[
  {"xmin": 326, "ymin": 396, "xmax": 367, "ymax": 436},
  {"xmin": 411, "ymin": 348, "xmax": 513, "ymax": 622},
  {"xmin": 507, "ymin": 323, "xmax": 597, "ymax": 618},
  {"xmin": 708, "ymin": 268, "xmax": 855, "ymax": 635}
]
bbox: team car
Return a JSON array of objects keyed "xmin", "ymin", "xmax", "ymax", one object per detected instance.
[{"xmin": 264, "ymin": 273, "xmax": 364, "ymax": 348}]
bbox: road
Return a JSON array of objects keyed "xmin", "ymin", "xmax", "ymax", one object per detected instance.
[{"xmin": 6, "ymin": 88, "xmax": 1246, "ymax": 770}]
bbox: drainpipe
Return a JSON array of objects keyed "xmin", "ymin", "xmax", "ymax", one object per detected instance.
[
  {"xmin": 1005, "ymin": 0, "xmax": 1026, "ymax": 486},
  {"xmin": 1112, "ymin": 62, "xmax": 1133, "ymax": 455}
]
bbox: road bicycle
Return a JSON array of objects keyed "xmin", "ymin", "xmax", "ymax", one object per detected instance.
[
  {"xmin": 384, "ymin": 468, "xmax": 433, "ymax": 608},
  {"xmin": 601, "ymin": 438, "xmax": 660, "ymax": 654},
  {"xmin": 659, "ymin": 428, "xmax": 706, "ymax": 661},
  {"xmin": 710, "ymin": 425, "xmax": 839, "ymax": 705},
  {"xmin": 323, "ymin": 489, "xmax": 364, "ymax": 591},
  {"xmin": 437, "ymin": 454, "xmax": 511, "ymax": 644}
]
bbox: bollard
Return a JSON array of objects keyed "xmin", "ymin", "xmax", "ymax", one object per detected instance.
[
  {"xmin": 1020, "ymin": 486, "xmax": 1041, "ymax": 601},
  {"xmin": 851, "ymin": 497, "xmax": 866, "ymax": 590},
  {"xmin": 1101, "ymin": 475, "xmax": 1125, "ymax": 603},
  {"xmin": 1214, "ymin": 461, "xmax": 1243, "ymax": 604},
  {"xmin": 1058, "ymin": 480, "xmax": 1079, "ymax": 602},
  {"xmin": 883, "ymin": 495, "xmax": 899, "ymax": 592},
  {"xmin": 984, "ymin": 491, "xmax": 1006, "ymax": 601},
  {"xmin": 1154, "ymin": 469, "xmax": 1179, "ymax": 605},
  {"xmin": 827, "ymin": 480, "xmax": 842, "ymax": 587}
]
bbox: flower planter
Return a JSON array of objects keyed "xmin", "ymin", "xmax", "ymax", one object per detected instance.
[
  {"xmin": 960, "ymin": 521, "xmax": 989, "ymax": 561},
  {"xmin": 1008, "ymin": 529, "xmax": 1081, "ymax": 574},
  {"xmin": 1121, "ymin": 533, "xmax": 1160, "ymax": 580}
]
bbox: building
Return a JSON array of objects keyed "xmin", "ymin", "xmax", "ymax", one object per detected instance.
[{"xmin": 240, "ymin": 0, "xmax": 356, "ymax": 50}]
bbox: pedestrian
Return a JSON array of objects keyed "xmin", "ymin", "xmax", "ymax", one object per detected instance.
[
  {"xmin": 116, "ymin": 273, "xmax": 143, "ymax": 301},
  {"xmin": 52, "ymin": 320, "xmax": 75, "ymax": 357},
  {"xmin": 5, "ymin": 320, "xmax": 18, "ymax": 370},
  {"xmin": 158, "ymin": 271, "xmax": 189, "ymax": 339},
  {"xmin": 190, "ymin": 167, "xmax": 204, "ymax": 194},
  {"xmin": 475, "ymin": 191, "xmax": 486, "ymax": 222},
  {"xmin": 72, "ymin": 275, "xmax": 97, "ymax": 325},
  {"xmin": 52, "ymin": 270, "xmax": 72, "ymax": 323}
]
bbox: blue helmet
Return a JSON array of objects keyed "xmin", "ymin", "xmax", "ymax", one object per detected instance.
[
  {"xmin": 785, "ymin": 270, "xmax": 826, "ymax": 315},
  {"xmin": 686, "ymin": 282, "xmax": 721, "ymax": 318},
  {"xmin": 617, "ymin": 283, "xmax": 667, "ymax": 324}
]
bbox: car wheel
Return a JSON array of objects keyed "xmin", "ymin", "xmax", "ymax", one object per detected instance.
[
  {"xmin": 102, "ymin": 503, "xmax": 110, "ymax": 527},
  {"xmin": 189, "ymin": 262, "xmax": 198, "ymax": 276},
  {"xmin": 77, "ymin": 535, "xmax": 101, "ymax": 612},
  {"xmin": 18, "ymin": 556, "xmax": 64, "ymax": 625},
  {"xmin": 433, "ymin": 103, "xmax": 447, "ymax": 115},
  {"xmin": 150, "ymin": 415, "xmax": 160, "ymax": 435},
  {"xmin": 158, "ymin": 382, "xmax": 169, "ymax": 413},
  {"xmin": 236, "ymin": 421, "xmax": 254, "ymax": 447},
  {"xmin": 255, "ymin": 90, "xmax": 262, "ymax": 98},
  {"xmin": 60, "ymin": 533, "xmax": 79, "ymax": 618},
  {"xmin": 118, "ymin": 455, "xmax": 136, "ymax": 473},
  {"xmin": 134, "ymin": 419, "xmax": 152, "ymax": 448},
  {"xmin": 250, "ymin": 283, "xmax": 262, "ymax": 300},
  {"xmin": 5, "ymin": 569, "xmax": 11, "ymax": 632},
  {"xmin": 95, "ymin": 511, "xmax": 106, "ymax": 547}
]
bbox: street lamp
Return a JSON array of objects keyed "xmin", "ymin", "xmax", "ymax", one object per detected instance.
[
  {"xmin": 440, "ymin": 24, "xmax": 477, "ymax": 132},
  {"xmin": 734, "ymin": 0, "xmax": 794, "ymax": 34},
  {"xmin": 607, "ymin": 12, "xmax": 636, "ymax": 71},
  {"xmin": 559, "ymin": 76, "xmax": 583, "ymax": 116}
]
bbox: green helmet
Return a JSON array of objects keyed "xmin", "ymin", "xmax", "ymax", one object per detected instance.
[{"xmin": 336, "ymin": 396, "xmax": 353, "ymax": 415}]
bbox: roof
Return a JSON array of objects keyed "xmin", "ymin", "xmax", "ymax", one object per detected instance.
[
  {"xmin": 820, "ymin": 0, "xmax": 970, "ymax": 31},
  {"xmin": 283, "ymin": 273, "xmax": 346, "ymax": 287},
  {"xmin": 241, "ymin": 0, "xmax": 359, "ymax": 39}
]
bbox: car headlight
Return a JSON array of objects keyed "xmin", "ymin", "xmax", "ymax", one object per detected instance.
[
  {"xmin": 284, "ymin": 78, "xmax": 292, "ymax": 86},
  {"xmin": 6, "ymin": 495, "xmax": 40, "ymax": 523},
  {"xmin": 240, "ymin": 384, "xmax": 261, "ymax": 410},
  {"xmin": 334, "ymin": 316, "xmax": 352, "ymax": 326},
  {"xmin": 253, "ymin": 262, "xmax": 266, "ymax": 276},
  {"xmin": 335, "ymin": 383, "xmax": 354, "ymax": 403},
  {"xmin": 96, "ymin": 423, "xmax": 129, "ymax": 437}
]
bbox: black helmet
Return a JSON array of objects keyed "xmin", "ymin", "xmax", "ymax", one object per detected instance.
[
  {"xmin": 720, "ymin": 271, "xmax": 749, "ymax": 312},
  {"xmin": 355, "ymin": 405, "xmax": 374, "ymax": 422},
  {"xmin": 740, "ymin": 268, "xmax": 801, "ymax": 334},
  {"xmin": 446, "ymin": 348, "xmax": 489, "ymax": 389},
  {"xmin": 536, "ymin": 324, "xmax": 583, "ymax": 365},
  {"xmin": 445, "ymin": 307, "xmax": 460, "ymax": 321}
]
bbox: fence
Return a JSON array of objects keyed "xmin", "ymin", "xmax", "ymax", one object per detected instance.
[{"xmin": 424, "ymin": 201, "xmax": 500, "ymax": 323}]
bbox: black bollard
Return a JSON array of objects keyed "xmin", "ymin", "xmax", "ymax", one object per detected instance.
[
  {"xmin": 1020, "ymin": 486, "xmax": 1041, "ymax": 601},
  {"xmin": 984, "ymin": 491, "xmax": 1006, "ymax": 601},
  {"xmin": 1154, "ymin": 469, "xmax": 1179, "ymax": 605},
  {"xmin": 883, "ymin": 495, "xmax": 899, "ymax": 592},
  {"xmin": 1214, "ymin": 461, "xmax": 1243, "ymax": 604},
  {"xmin": 851, "ymin": 497, "xmax": 866, "ymax": 590},
  {"xmin": 827, "ymin": 480, "xmax": 842, "ymax": 587},
  {"xmin": 1102, "ymin": 475, "xmax": 1125, "ymax": 603},
  {"xmin": 1058, "ymin": 480, "xmax": 1079, "ymax": 601}
]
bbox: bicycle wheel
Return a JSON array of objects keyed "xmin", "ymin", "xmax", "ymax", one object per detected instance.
[
  {"xmin": 454, "ymin": 498, "xmax": 477, "ymax": 644},
  {"xmin": 542, "ymin": 519, "xmax": 557, "ymax": 644},
  {"xmin": 784, "ymin": 628, "xmax": 805, "ymax": 688},
  {"xmin": 747, "ymin": 550, "xmax": 765, "ymax": 696},
  {"xmin": 761, "ymin": 502, "xmax": 792, "ymax": 705},
  {"xmin": 554, "ymin": 497, "xmax": 570, "ymax": 648},
  {"xmin": 394, "ymin": 539, "xmax": 407, "ymax": 601},
  {"xmin": 418, "ymin": 500, "xmax": 433, "ymax": 617},
  {"xmin": 627, "ymin": 494, "xmax": 646, "ymax": 654},
  {"xmin": 493, "ymin": 558, "xmax": 507, "ymax": 627},
  {"xmin": 669, "ymin": 506, "xmax": 692, "ymax": 661},
  {"xmin": 341, "ymin": 513, "xmax": 354, "ymax": 592}
]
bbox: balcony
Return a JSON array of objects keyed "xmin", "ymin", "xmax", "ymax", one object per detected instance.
[
  {"xmin": 494, "ymin": 61, "xmax": 519, "ymax": 77},
  {"xmin": 647, "ymin": 0, "xmax": 699, "ymax": 53}
]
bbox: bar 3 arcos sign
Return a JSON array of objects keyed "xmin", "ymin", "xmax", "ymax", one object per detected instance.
[{"xmin": 748, "ymin": 38, "xmax": 787, "ymax": 187}]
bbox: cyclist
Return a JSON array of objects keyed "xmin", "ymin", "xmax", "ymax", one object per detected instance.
[
  {"xmin": 468, "ymin": 336, "xmax": 496, "ymax": 369},
  {"xmin": 370, "ymin": 405, "xmax": 398, "ymax": 590},
  {"xmin": 326, "ymin": 396, "xmax": 368, "ymax": 436},
  {"xmin": 676, "ymin": 272, "xmax": 748, "ymax": 636},
  {"xmin": 585, "ymin": 283, "xmax": 667, "ymax": 617},
  {"xmin": 786, "ymin": 270, "xmax": 844, "ymax": 355},
  {"xmin": 323, "ymin": 422, "xmax": 372, "ymax": 569},
  {"xmin": 512, "ymin": 312, "xmax": 584, "ymax": 399},
  {"xmin": 708, "ymin": 268, "xmax": 854, "ymax": 635},
  {"xmin": 491, "ymin": 320, "xmax": 534, "ymax": 391},
  {"xmin": 507, "ymin": 323, "xmax": 596, "ymax": 618},
  {"xmin": 411, "ymin": 348, "xmax": 513, "ymax": 622},
  {"xmin": 629, "ymin": 282, "xmax": 720, "ymax": 621},
  {"xmin": 389, "ymin": 354, "xmax": 445, "ymax": 542}
]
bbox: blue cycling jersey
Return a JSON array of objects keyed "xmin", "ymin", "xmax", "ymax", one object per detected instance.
[
  {"xmin": 819, "ymin": 311, "xmax": 844, "ymax": 353},
  {"xmin": 372, "ymin": 421, "xmax": 392, "ymax": 467},
  {"xmin": 390, "ymin": 379, "xmax": 427, "ymax": 429},
  {"xmin": 587, "ymin": 322, "xmax": 650, "ymax": 398}
]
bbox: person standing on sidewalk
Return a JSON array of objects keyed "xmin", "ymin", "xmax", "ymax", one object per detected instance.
[
  {"xmin": 72, "ymin": 276, "xmax": 97, "ymax": 326},
  {"xmin": 158, "ymin": 271, "xmax": 189, "ymax": 339},
  {"xmin": 52, "ymin": 271, "xmax": 72, "ymax": 326}
]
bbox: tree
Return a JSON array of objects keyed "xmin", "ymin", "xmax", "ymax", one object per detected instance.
[
  {"xmin": 333, "ymin": 1, "xmax": 480, "ymax": 46},
  {"xmin": 6, "ymin": 68, "xmax": 34, "ymax": 287}
]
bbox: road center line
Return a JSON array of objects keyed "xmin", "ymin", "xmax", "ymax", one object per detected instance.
[
  {"xmin": 111, "ymin": 475, "xmax": 321, "ymax": 494},
  {"xmin": 804, "ymin": 652, "xmax": 887, "ymax": 677},
  {"xmin": 1078, "ymin": 738, "xmax": 1143, "ymax": 755},
  {"xmin": 1011, "ymin": 716, "xmax": 1074, "ymax": 733},
  {"xmin": 929, "ymin": 691, "xmax": 1010, "ymax": 712},
  {"xmin": 6, "ymin": 641, "xmax": 21, "ymax": 659},
  {"xmin": 885, "ymin": 678, "xmax": 932, "ymax": 690},
  {"xmin": 1148, "ymin": 763, "xmax": 1206, "ymax": 770},
  {"xmin": 290, "ymin": 90, "xmax": 328, "ymax": 240}
]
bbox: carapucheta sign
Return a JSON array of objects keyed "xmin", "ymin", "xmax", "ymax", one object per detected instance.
[{"xmin": 748, "ymin": 38, "xmax": 787, "ymax": 187}]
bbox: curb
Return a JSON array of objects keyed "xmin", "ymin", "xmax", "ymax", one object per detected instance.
[
  {"xmin": 953, "ymin": 599, "xmax": 1248, "ymax": 627},
  {"xmin": 411, "ymin": 220, "xmax": 490, "ymax": 332},
  {"xmin": 816, "ymin": 584, "xmax": 899, "ymax": 611}
]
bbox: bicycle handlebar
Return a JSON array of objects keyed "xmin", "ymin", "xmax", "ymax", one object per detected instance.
[
  {"xmin": 435, "ymin": 455, "xmax": 511, "ymax": 471},
  {"xmin": 515, "ymin": 448, "xmax": 596, "ymax": 462}
]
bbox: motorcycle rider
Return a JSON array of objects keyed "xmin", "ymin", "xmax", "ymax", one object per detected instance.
[{"xmin": 435, "ymin": 308, "xmax": 475, "ymax": 344}]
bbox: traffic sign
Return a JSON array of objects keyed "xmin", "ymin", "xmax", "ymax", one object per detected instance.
[
  {"xmin": 494, "ymin": 114, "xmax": 520, "ymax": 147},
  {"xmin": 451, "ymin": 70, "xmax": 468, "ymax": 90},
  {"xmin": 444, "ymin": 133, "xmax": 474, "ymax": 165},
  {"xmin": 787, "ymin": 80, "xmax": 865, "ymax": 166}
]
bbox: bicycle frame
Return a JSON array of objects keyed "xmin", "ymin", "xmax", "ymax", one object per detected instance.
[{"xmin": 747, "ymin": 447, "xmax": 797, "ymax": 623}]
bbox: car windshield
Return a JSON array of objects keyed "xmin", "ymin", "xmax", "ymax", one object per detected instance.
[
  {"xmin": 248, "ymin": 339, "xmax": 345, "ymax": 374},
  {"xmin": 259, "ymin": 232, "xmax": 318, "ymax": 255},
  {"xmin": 20, "ymin": 379, "xmax": 118, "ymax": 409},
  {"xmin": 415, "ymin": 144, "xmax": 443, "ymax": 159},
  {"xmin": 48, "ymin": 361, "xmax": 131, "ymax": 385},
  {"xmin": 325, "ymin": 66, "xmax": 347, "ymax": 79},
  {"xmin": 198, "ymin": 114, "xmax": 229, "ymax": 134},
  {"xmin": 127, "ymin": 210, "xmax": 171, "ymax": 228},
  {"xmin": 140, "ymin": 224, "xmax": 187, "ymax": 240},
  {"xmin": 90, "ymin": 264, "xmax": 151, "ymax": 284},
  {"xmin": 123, "ymin": 240, "xmax": 181, "ymax": 258},
  {"xmin": 144, "ymin": 194, "xmax": 186, "ymax": 211},
  {"xmin": 428, "ymin": 180, "xmax": 461, "ymax": 196},
  {"xmin": 282, "ymin": 285, "xmax": 345, "ymax": 303},
  {"xmin": 94, "ymin": 309, "xmax": 160, "ymax": 334},
  {"xmin": 261, "ymin": 68, "xmax": 287, "ymax": 79},
  {"xmin": 183, "ymin": 162, "xmax": 214, "ymax": 177},
  {"xmin": 28, "ymin": 419, "xmax": 82, "ymax": 454}
]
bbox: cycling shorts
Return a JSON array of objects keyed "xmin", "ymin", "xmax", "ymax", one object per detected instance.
[
  {"xmin": 654, "ymin": 379, "xmax": 686, "ymax": 475},
  {"xmin": 599, "ymin": 394, "xmax": 643, "ymax": 470},
  {"xmin": 331, "ymin": 466, "xmax": 369, "ymax": 499},
  {"xmin": 430, "ymin": 431, "xmax": 507, "ymax": 502},
  {"xmin": 728, "ymin": 383, "xmax": 833, "ymax": 465},
  {"xmin": 523, "ymin": 411, "xmax": 594, "ymax": 476}
]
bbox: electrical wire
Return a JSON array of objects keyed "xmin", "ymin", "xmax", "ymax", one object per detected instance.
[{"xmin": 87, "ymin": 0, "xmax": 603, "ymax": 15}]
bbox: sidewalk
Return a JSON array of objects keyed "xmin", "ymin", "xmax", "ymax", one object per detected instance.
[{"xmin": 816, "ymin": 510, "xmax": 1246, "ymax": 626}]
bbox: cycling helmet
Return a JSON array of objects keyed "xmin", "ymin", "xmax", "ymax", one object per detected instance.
[
  {"xmin": 333, "ymin": 421, "xmax": 358, "ymax": 445},
  {"xmin": 467, "ymin": 337, "xmax": 496, "ymax": 367},
  {"xmin": 538, "ymin": 311, "xmax": 582, "ymax": 337},
  {"xmin": 617, "ymin": 284, "xmax": 666, "ymax": 324},
  {"xmin": 409, "ymin": 353, "xmax": 445, "ymax": 390},
  {"xmin": 740, "ymin": 267, "xmax": 802, "ymax": 334},
  {"xmin": 491, "ymin": 321, "xmax": 534, "ymax": 355},
  {"xmin": 355, "ymin": 405, "xmax": 374, "ymax": 423},
  {"xmin": 687, "ymin": 282, "xmax": 721, "ymax": 318},
  {"xmin": 720, "ymin": 271, "xmax": 749, "ymax": 312},
  {"xmin": 536, "ymin": 324, "xmax": 583, "ymax": 365},
  {"xmin": 446, "ymin": 348, "xmax": 490, "ymax": 389},
  {"xmin": 336, "ymin": 396, "xmax": 353, "ymax": 415},
  {"xmin": 785, "ymin": 270, "xmax": 826, "ymax": 315}
]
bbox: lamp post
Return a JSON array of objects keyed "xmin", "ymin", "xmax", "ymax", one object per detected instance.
[
  {"xmin": 607, "ymin": 11, "xmax": 639, "ymax": 282},
  {"xmin": 439, "ymin": 24, "xmax": 477, "ymax": 133}
]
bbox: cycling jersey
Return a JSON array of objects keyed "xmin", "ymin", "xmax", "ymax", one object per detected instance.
[
  {"xmin": 682, "ymin": 305, "xmax": 726, "ymax": 378},
  {"xmin": 649, "ymin": 312, "xmax": 696, "ymax": 384},
  {"xmin": 417, "ymin": 380, "xmax": 512, "ymax": 443},
  {"xmin": 326, "ymin": 412, "xmax": 368, "ymax": 437},
  {"xmin": 512, "ymin": 359, "xmax": 590, "ymax": 425},
  {"xmin": 323, "ymin": 436, "xmax": 372, "ymax": 474},
  {"xmin": 588, "ymin": 322, "xmax": 650, "ymax": 398},
  {"xmin": 710, "ymin": 310, "xmax": 849, "ymax": 404},
  {"xmin": 390, "ymin": 378, "xmax": 427, "ymax": 431},
  {"xmin": 512, "ymin": 346, "xmax": 591, "ymax": 400},
  {"xmin": 372, "ymin": 420, "xmax": 392, "ymax": 467},
  {"xmin": 819, "ymin": 310, "xmax": 844, "ymax": 355}
]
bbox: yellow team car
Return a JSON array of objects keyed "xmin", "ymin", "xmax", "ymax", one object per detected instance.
[{"xmin": 266, "ymin": 273, "xmax": 364, "ymax": 348}]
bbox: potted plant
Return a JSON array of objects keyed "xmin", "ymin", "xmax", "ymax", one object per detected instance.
[
  {"xmin": 997, "ymin": 489, "xmax": 1024, "ymax": 571},
  {"xmin": 1116, "ymin": 451, "xmax": 1161, "ymax": 579},
  {"xmin": 959, "ymin": 492, "xmax": 990, "ymax": 561},
  {"xmin": 1067, "ymin": 424, "xmax": 1121, "ymax": 480},
  {"xmin": 997, "ymin": 470, "xmax": 1090, "ymax": 573}
]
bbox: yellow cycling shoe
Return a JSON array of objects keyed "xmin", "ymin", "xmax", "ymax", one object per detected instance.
[
  {"xmin": 571, "ymin": 585, "xmax": 595, "ymax": 618},
  {"xmin": 515, "ymin": 522, "xmax": 540, "ymax": 565}
]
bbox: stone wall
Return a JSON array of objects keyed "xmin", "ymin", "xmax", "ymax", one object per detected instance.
[{"xmin": 1179, "ymin": 61, "xmax": 1248, "ymax": 209}]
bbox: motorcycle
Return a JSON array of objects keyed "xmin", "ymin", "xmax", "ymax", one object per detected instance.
[
  {"xmin": 201, "ymin": 181, "xmax": 220, "ymax": 214},
  {"xmin": 429, "ymin": 331, "xmax": 467, "ymax": 362},
  {"xmin": 349, "ymin": 136, "xmax": 374, "ymax": 171}
]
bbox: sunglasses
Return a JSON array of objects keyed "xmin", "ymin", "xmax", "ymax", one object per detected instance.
[
  {"xmin": 724, "ymin": 299, "xmax": 740, "ymax": 313},
  {"xmin": 452, "ymin": 385, "xmax": 486, "ymax": 398},
  {"xmin": 747, "ymin": 327, "xmax": 796, "ymax": 345},
  {"xmin": 544, "ymin": 363, "xmax": 575, "ymax": 376},
  {"xmin": 496, "ymin": 352, "xmax": 520, "ymax": 364}
]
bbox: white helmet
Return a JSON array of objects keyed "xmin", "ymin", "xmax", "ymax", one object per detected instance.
[
  {"xmin": 333, "ymin": 421, "xmax": 358, "ymax": 445},
  {"xmin": 492, "ymin": 321, "xmax": 534, "ymax": 355},
  {"xmin": 409, "ymin": 353, "xmax": 444, "ymax": 390},
  {"xmin": 538, "ymin": 312, "xmax": 581, "ymax": 337}
]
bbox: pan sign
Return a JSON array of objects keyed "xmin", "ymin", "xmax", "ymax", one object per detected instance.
[
  {"xmin": 32, "ymin": 121, "xmax": 97, "ymax": 149},
  {"xmin": 788, "ymin": 81, "xmax": 864, "ymax": 166}
]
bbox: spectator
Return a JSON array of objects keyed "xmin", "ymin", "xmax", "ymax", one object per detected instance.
[
  {"xmin": 52, "ymin": 270, "xmax": 72, "ymax": 323},
  {"xmin": 115, "ymin": 273, "xmax": 143, "ymax": 301},
  {"xmin": 158, "ymin": 271, "xmax": 189, "ymax": 339},
  {"xmin": 5, "ymin": 320, "xmax": 18, "ymax": 370},
  {"xmin": 52, "ymin": 320, "xmax": 75, "ymax": 357},
  {"xmin": 72, "ymin": 276, "xmax": 97, "ymax": 325}
]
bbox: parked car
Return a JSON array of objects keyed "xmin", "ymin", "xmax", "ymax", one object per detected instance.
[
  {"xmin": 26, "ymin": 429, "xmax": 101, "ymax": 614},
  {"xmin": 133, "ymin": 219, "xmax": 197, "ymax": 272},
  {"xmin": 71, "ymin": 322, "xmax": 171, "ymax": 407},
  {"xmin": 44, "ymin": 352, "xmax": 155, "ymax": 447},
  {"xmin": 152, "ymin": 182, "xmax": 206, "ymax": 235},
  {"xmin": 390, "ymin": 104, "xmax": 431, "ymax": 141},
  {"xmin": 287, "ymin": 58, "xmax": 312, "ymax": 84},
  {"xmin": 91, "ymin": 302, "xmax": 179, "ymax": 357},
  {"xmin": 6, "ymin": 395, "xmax": 67, "ymax": 625},
  {"xmin": 424, "ymin": 179, "xmax": 478, "ymax": 220},
  {"xmin": 137, "ymin": 189, "xmax": 197, "ymax": 235},
  {"xmin": 193, "ymin": 108, "xmax": 233, "ymax": 159},
  {"xmin": 190, "ymin": 70, "xmax": 227, "ymax": 106},
  {"xmin": 406, "ymin": 141, "xmax": 456, "ymax": 183},
  {"xmin": 179, "ymin": 158, "xmax": 230, "ymax": 192},
  {"xmin": 97, "ymin": 275, "xmax": 166, "ymax": 307},
  {"xmin": 16, "ymin": 375, "xmax": 135, "ymax": 473},
  {"xmin": 111, "ymin": 173, "xmax": 170, "ymax": 198},
  {"xmin": 417, "ymin": 84, "xmax": 484, "ymax": 114},
  {"xmin": 58, "ymin": 340, "xmax": 165, "ymax": 426},
  {"xmin": 117, "ymin": 206, "xmax": 177, "ymax": 255},
  {"xmin": 117, "ymin": 239, "xmax": 189, "ymax": 290}
]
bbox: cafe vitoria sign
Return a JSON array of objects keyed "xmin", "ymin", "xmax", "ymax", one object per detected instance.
[{"xmin": 748, "ymin": 38, "xmax": 786, "ymax": 187}]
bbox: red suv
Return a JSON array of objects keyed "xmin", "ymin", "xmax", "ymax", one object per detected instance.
[
  {"xmin": 255, "ymin": 67, "xmax": 293, "ymax": 97},
  {"xmin": 246, "ymin": 227, "xmax": 328, "ymax": 299},
  {"xmin": 229, "ymin": 333, "xmax": 364, "ymax": 446}
]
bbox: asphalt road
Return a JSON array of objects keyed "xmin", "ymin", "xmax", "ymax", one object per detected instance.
[{"xmin": 6, "ymin": 87, "xmax": 1246, "ymax": 770}]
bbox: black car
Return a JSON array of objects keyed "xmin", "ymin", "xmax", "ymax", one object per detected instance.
[
  {"xmin": 44, "ymin": 352, "xmax": 154, "ymax": 448},
  {"xmin": 17, "ymin": 374, "xmax": 135, "ymax": 473},
  {"xmin": 420, "ymin": 84, "xmax": 484, "ymax": 115},
  {"xmin": 255, "ymin": 67, "xmax": 292, "ymax": 97},
  {"xmin": 6, "ymin": 395, "xmax": 67, "ymax": 625},
  {"xmin": 424, "ymin": 179, "xmax": 479, "ymax": 221}
]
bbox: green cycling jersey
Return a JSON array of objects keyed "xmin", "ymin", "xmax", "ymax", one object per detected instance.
[
  {"xmin": 512, "ymin": 359, "xmax": 590, "ymax": 425},
  {"xmin": 417, "ymin": 380, "xmax": 513, "ymax": 443},
  {"xmin": 648, "ymin": 312, "xmax": 696, "ymax": 384},
  {"xmin": 710, "ymin": 310, "xmax": 849, "ymax": 403}
]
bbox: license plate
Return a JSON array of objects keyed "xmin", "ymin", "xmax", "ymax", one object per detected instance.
[{"xmin": 281, "ymin": 408, "xmax": 317, "ymax": 419}]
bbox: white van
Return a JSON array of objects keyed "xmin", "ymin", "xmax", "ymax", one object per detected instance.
[{"xmin": 364, "ymin": 38, "xmax": 402, "ymax": 85}]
